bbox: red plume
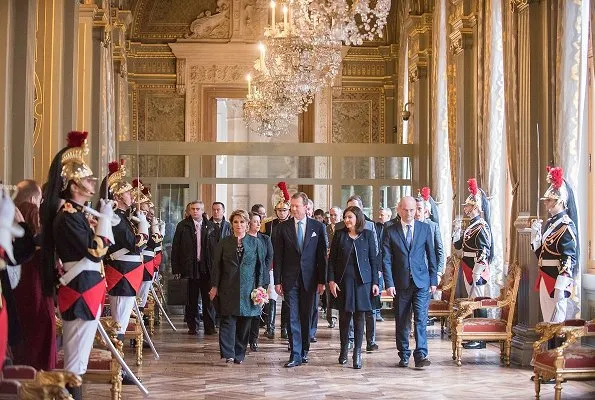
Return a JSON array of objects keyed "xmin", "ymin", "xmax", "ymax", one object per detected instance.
[
  {"xmin": 108, "ymin": 161, "xmax": 119, "ymax": 174},
  {"xmin": 546, "ymin": 166, "xmax": 563, "ymax": 189},
  {"xmin": 132, "ymin": 178, "xmax": 142, "ymax": 188},
  {"xmin": 67, "ymin": 131, "xmax": 88, "ymax": 148},
  {"xmin": 467, "ymin": 178, "xmax": 478, "ymax": 196},
  {"xmin": 277, "ymin": 181, "xmax": 290, "ymax": 202},
  {"xmin": 420, "ymin": 187, "xmax": 431, "ymax": 201}
]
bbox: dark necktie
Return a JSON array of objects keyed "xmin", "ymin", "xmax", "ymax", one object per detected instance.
[{"xmin": 406, "ymin": 224, "xmax": 412, "ymax": 249}]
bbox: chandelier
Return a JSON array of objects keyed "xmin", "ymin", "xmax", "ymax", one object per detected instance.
[{"xmin": 243, "ymin": 0, "xmax": 391, "ymax": 136}]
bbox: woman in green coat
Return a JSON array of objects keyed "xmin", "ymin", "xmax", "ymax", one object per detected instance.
[{"xmin": 209, "ymin": 209, "xmax": 266, "ymax": 364}]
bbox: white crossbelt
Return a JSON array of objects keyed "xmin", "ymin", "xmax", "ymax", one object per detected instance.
[
  {"xmin": 142, "ymin": 250, "xmax": 155, "ymax": 257},
  {"xmin": 153, "ymin": 246, "xmax": 162, "ymax": 252},
  {"xmin": 108, "ymin": 248, "xmax": 142, "ymax": 263},
  {"xmin": 463, "ymin": 251, "xmax": 476, "ymax": 258},
  {"xmin": 540, "ymin": 259, "xmax": 561, "ymax": 267},
  {"xmin": 60, "ymin": 258, "xmax": 102, "ymax": 286}
]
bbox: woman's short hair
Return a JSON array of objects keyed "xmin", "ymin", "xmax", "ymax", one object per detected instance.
[
  {"xmin": 343, "ymin": 205, "xmax": 365, "ymax": 233},
  {"xmin": 230, "ymin": 209, "xmax": 249, "ymax": 224}
]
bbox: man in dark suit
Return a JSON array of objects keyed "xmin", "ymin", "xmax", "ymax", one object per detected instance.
[
  {"xmin": 383, "ymin": 196, "xmax": 437, "ymax": 369},
  {"xmin": 274, "ymin": 192, "xmax": 327, "ymax": 367},
  {"xmin": 172, "ymin": 201, "xmax": 217, "ymax": 335}
]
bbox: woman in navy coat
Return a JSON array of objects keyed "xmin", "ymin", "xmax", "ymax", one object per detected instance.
[{"xmin": 328, "ymin": 206, "xmax": 379, "ymax": 369}]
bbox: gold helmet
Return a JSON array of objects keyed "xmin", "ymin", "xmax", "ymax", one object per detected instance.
[
  {"xmin": 540, "ymin": 166, "xmax": 568, "ymax": 205},
  {"xmin": 272, "ymin": 181, "xmax": 290, "ymax": 210},
  {"xmin": 60, "ymin": 131, "xmax": 95, "ymax": 190},
  {"xmin": 132, "ymin": 179, "xmax": 154, "ymax": 208},
  {"xmin": 463, "ymin": 178, "xmax": 483, "ymax": 212},
  {"xmin": 107, "ymin": 160, "xmax": 133, "ymax": 197}
]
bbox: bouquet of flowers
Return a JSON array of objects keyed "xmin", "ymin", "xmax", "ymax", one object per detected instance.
[{"xmin": 251, "ymin": 287, "xmax": 269, "ymax": 307}]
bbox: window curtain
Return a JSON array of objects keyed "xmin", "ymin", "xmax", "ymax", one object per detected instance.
[
  {"xmin": 431, "ymin": 0, "xmax": 453, "ymax": 259},
  {"xmin": 555, "ymin": 0, "xmax": 590, "ymax": 318}
]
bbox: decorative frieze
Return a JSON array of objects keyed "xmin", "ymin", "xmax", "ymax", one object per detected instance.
[{"xmin": 449, "ymin": 0, "xmax": 477, "ymax": 55}]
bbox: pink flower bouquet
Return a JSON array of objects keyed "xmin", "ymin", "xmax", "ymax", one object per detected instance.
[{"xmin": 251, "ymin": 287, "xmax": 269, "ymax": 307}]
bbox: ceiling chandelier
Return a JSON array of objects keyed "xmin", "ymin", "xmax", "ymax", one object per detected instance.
[{"xmin": 243, "ymin": 0, "xmax": 391, "ymax": 136}]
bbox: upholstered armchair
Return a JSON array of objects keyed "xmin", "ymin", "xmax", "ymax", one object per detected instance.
[
  {"xmin": 56, "ymin": 317, "xmax": 123, "ymax": 400},
  {"xmin": 428, "ymin": 255, "xmax": 460, "ymax": 333},
  {"xmin": 532, "ymin": 319, "xmax": 595, "ymax": 400},
  {"xmin": 0, "ymin": 365, "xmax": 82, "ymax": 400},
  {"xmin": 450, "ymin": 262, "xmax": 521, "ymax": 366}
]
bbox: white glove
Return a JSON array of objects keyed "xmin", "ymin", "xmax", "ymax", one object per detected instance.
[
  {"xmin": 472, "ymin": 262, "xmax": 487, "ymax": 283},
  {"xmin": 96, "ymin": 199, "xmax": 115, "ymax": 245},
  {"xmin": 530, "ymin": 219, "xmax": 542, "ymax": 251},
  {"xmin": 151, "ymin": 219, "xmax": 160, "ymax": 235},
  {"xmin": 136, "ymin": 211, "xmax": 150, "ymax": 236},
  {"xmin": 159, "ymin": 219, "xmax": 165, "ymax": 236},
  {"xmin": 0, "ymin": 189, "xmax": 25, "ymax": 264},
  {"xmin": 452, "ymin": 218, "xmax": 462, "ymax": 243}
]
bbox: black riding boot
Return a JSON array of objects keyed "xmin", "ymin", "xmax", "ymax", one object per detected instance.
[{"xmin": 67, "ymin": 385, "xmax": 83, "ymax": 400}]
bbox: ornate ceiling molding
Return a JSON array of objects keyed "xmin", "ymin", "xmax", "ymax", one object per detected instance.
[{"xmin": 449, "ymin": 0, "xmax": 477, "ymax": 55}]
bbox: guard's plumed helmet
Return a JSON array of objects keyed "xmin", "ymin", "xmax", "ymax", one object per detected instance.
[
  {"xmin": 106, "ymin": 160, "xmax": 133, "ymax": 198},
  {"xmin": 60, "ymin": 131, "xmax": 95, "ymax": 190},
  {"xmin": 541, "ymin": 166, "xmax": 568, "ymax": 206},
  {"xmin": 273, "ymin": 181, "xmax": 290, "ymax": 211},
  {"xmin": 463, "ymin": 178, "xmax": 482, "ymax": 211},
  {"xmin": 132, "ymin": 178, "xmax": 154, "ymax": 208}
]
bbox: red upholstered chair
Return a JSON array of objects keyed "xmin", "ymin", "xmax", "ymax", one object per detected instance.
[
  {"xmin": 450, "ymin": 262, "xmax": 521, "ymax": 366},
  {"xmin": 532, "ymin": 319, "xmax": 595, "ymax": 400},
  {"xmin": 428, "ymin": 255, "xmax": 460, "ymax": 333},
  {"xmin": 0, "ymin": 366, "xmax": 81, "ymax": 399}
]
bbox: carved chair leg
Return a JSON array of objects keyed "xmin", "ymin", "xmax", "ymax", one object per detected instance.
[
  {"xmin": 149, "ymin": 311, "xmax": 155, "ymax": 336},
  {"xmin": 111, "ymin": 370, "xmax": 122, "ymax": 400},
  {"xmin": 504, "ymin": 340, "xmax": 511, "ymax": 366},
  {"xmin": 456, "ymin": 338, "xmax": 462, "ymax": 366},
  {"xmin": 554, "ymin": 375, "xmax": 563, "ymax": 400},
  {"xmin": 137, "ymin": 333, "xmax": 143, "ymax": 366},
  {"xmin": 451, "ymin": 334, "xmax": 457, "ymax": 360},
  {"xmin": 534, "ymin": 371, "xmax": 541, "ymax": 399},
  {"xmin": 440, "ymin": 318, "xmax": 445, "ymax": 334}
]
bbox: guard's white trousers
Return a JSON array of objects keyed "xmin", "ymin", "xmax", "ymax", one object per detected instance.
[
  {"xmin": 109, "ymin": 295, "xmax": 136, "ymax": 334},
  {"xmin": 62, "ymin": 305, "xmax": 101, "ymax": 375},
  {"xmin": 138, "ymin": 281, "xmax": 152, "ymax": 308},
  {"xmin": 539, "ymin": 280, "xmax": 568, "ymax": 323}
]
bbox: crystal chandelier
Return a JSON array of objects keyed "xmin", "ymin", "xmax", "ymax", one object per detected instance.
[{"xmin": 243, "ymin": 0, "xmax": 391, "ymax": 136}]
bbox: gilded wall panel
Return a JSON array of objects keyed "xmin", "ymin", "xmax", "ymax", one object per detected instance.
[
  {"xmin": 331, "ymin": 87, "xmax": 385, "ymax": 144},
  {"xmin": 133, "ymin": 86, "xmax": 185, "ymax": 141},
  {"xmin": 121, "ymin": 154, "xmax": 186, "ymax": 177}
]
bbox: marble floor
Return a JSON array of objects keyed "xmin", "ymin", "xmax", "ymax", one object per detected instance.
[{"xmin": 85, "ymin": 313, "xmax": 595, "ymax": 399}]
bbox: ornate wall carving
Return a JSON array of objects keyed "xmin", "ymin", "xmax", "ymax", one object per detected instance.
[
  {"xmin": 331, "ymin": 87, "xmax": 385, "ymax": 144},
  {"xmin": 133, "ymin": 85, "xmax": 185, "ymax": 141},
  {"xmin": 121, "ymin": 154, "xmax": 186, "ymax": 177}
]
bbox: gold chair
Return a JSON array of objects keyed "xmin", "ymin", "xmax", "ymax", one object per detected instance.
[
  {"xmin": 145, "ymin": 294, "xmax": 156, "ymax": 336},
  {"xmin": 450, "ymin": 261, "xmax": 521, "ymax": 366},
  {"xmin": 123, "ymin": 315, "xmax": 143, "ymax": 366},
  {"xmin": 56, "ymin": 318, "xmax": 123, "ymax": 400},
  {"xmin": 532, "ymin": 319, "xmax": 595, "ymax": 400},
  {"xmin": 428, "ymin": 255, "xmax": 460, "ymax": 333},
  {"xmin": 1, "ymin": 366, "xmax": 82, "ymax": 400}
]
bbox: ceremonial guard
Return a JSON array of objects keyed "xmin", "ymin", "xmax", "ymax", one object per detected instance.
[
  {"xmin": 133, "ymin": 180, "xmax": 163, "ymax": 314},
  {"xmin": 101, "ymin": 161, "xmax": 149, "ymax": 348},
  {"xmin": 452, "ymin": 178, "xmax": 493, "ymax": 350},
  {"xmin": 263, "ymin": 181, "xmax": 291, "ymax": 339},
  {"xmin": 41, "ymin": 132, "xmax": 114, "ymax": 399},
  {"xmin": 531, "ymin": 166, "xmax": 578, "ymax": 323}
]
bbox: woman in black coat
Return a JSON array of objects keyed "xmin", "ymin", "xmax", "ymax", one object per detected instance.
[
  {"xmin": 328, "ymin": 206, "xmax": 379, "ymax": 369},
  {"xmin": 209, "ymin": 209, "xmax": 266, "ymax": 364}
]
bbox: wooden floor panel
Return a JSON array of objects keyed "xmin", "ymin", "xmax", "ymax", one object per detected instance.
[{"xmin": 85, "ymin": 315, "xmax": 595, "ymax": 399}]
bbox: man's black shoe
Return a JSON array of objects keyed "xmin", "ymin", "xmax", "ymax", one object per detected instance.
[
  {"xmin": 281, "ymin": 328, "xmax": 288, "ymax": 339},
  {"xmin": 250, "ymin": 342, "xmax": 258, "ymax": 352},
  {"xmin": 121, "ymin": 370, "xmax": 141, "ymax": 385},
  {"xmin": 284, "ymin": 359, "xmax": 302, "ymax": 368},
  {"xmin": 462, "ymin": 341, "xmax": 486, "ymax": 349},
  {"xmin": 366, "ymin": 343, "xmax": 379, "ymax": 352},
  {"xmin": 310, "ymin": 337, "xmax": 317, "ymax": 343},
  {"xmin": 204, "ymin": 329, "xmax": 217, "ymax": 335},
  {"xmin": 398, "ymin": 358, "xmax": 409, "ymax": 368},
  {"xmin": 302, "ymin": 352, "xmax": 309, "ymax": 363},
  {"xmin": 414, "ymin": 357, "xmax": 431, "ymax": 369}
]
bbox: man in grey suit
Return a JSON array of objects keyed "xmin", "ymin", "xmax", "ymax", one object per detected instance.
[{"xmin": 324, "ymin": 206, "xmax": 342, "ymax": 328}]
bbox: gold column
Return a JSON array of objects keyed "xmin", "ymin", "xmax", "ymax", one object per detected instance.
[
  {"xmin": 0, "ymin": 0, "xmax": 14, "ymax": 182},
  {"xmin": 449, "ymin": 0, "xmax": 478, "ymax": 218},
  {"xmin": 508, "ymin": 0, "xmax": 552, "ymax": 366},
  {"xmin": 34, "ymin": 0, "xmax": 67, "ymax": 183},
  {"xmin": 8, "ymin": 0, "xmax": 36, "ymax": 183},
  {"xmin": 408, "ymin": 9, "xmax": 434, "ymax": 189},
  {"xmin": 75, "ymin": 0, "xmax": 108, "ymax": 178}
]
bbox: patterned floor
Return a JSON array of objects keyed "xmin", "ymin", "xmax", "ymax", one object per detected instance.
[{"xmin": 85, "ymin": 313, "xmax": 595, "ymax": 399}]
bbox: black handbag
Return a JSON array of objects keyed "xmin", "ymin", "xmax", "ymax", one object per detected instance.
[{"xmin": 167, "ymin": 277, "xmax": 189, "ymax": 306}]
